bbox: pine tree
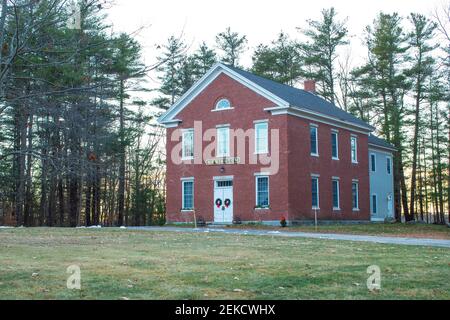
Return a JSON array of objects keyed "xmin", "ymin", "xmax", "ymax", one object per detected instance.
[
  {"xmin": 216, "ymin": 27, "xmax": 247, "ymax": 67},
  {"xmin": 251, "ymin": 32, "xmax": 303, "ymax": 86},
  {"xmin": 360, "ymin": 12, "xmax": 411, "ymax": 222},
  {"xmin": 153, "ymin": 36, "xmax": 187, "ymax": 110},
  {"xmin": 405, "ymin": 13, "xmax": 437, "ymax": 220},
  {"xmin": 110, "ymin": 33, "xmax": 147, "ymax": 227},
  {"xmin": 298, "ymin": 7, "xmax": 348, "ymax": 105},
  {"xmin": 191, "ymin": 42, "xmax": 217, "ymax": 79}
]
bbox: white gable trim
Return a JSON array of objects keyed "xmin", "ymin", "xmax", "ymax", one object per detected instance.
[{"xmin": 157, "ymin": 63, "xmax": 289, "ymax": 127}]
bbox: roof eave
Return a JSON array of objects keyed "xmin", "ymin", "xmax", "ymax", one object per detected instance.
[
  {"xmin": 368, "ymin": 143, "xmax": 397, "ymax": 153},
  {"xmin": 266, "ymin": 106, "xmax": 374, "ymax": 133}
]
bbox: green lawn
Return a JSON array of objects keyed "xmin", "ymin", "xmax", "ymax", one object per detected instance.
[{"xmin": 0, "ymin": 228, "xmax": 449, "ymax": 300}]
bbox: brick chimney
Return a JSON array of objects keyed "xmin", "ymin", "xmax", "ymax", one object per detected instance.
[{"xmin": 304, "ymin": 80, "xmax": 316, "ymax": 93}]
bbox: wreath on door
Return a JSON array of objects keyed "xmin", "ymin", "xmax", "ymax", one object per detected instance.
[
  {"xmin": 224, "ymin": 199, "xmax": 231, "ymax": 208},
  {"xmin": 215, "ymin": 198, "xmax": 223, "ymax": 208}
]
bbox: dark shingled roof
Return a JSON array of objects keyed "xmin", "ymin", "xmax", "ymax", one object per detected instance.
[
  {"xmin": 368, "ymin": 134, "xmax": 396, "ymax": 151},
  {"xmin": 227, "ymin": 65, "xmax": 373, "ymax": 130}
]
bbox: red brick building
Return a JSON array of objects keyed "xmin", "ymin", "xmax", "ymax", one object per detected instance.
[{"xmin": 158, "ymin": 63, "xmax": 393, "ymax": 225}]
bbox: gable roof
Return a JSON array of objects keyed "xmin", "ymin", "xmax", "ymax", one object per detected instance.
[
  {"xmin": 226, "ymin": 65, "xmax": 373, "ymax": 130},
  {"xmin": 368, "ymin": 134, "xmax": 396, "ymax": 152},
  {"xmin": 158, "ymin": 63, "xmax": 374, "ymax": 132}
]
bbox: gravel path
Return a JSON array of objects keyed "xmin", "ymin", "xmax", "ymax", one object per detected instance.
[{"xmin": 130, "ymin": 226, "xmax": 450, "ymax": 248}]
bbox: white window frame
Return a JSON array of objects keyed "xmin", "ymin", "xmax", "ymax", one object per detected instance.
[
  {"xmin": 331, "ymin": 130, "xmax": 339, "ymax": 160},
  {"xmin": 182, "ymin": 129, "xmax": 194, "ymax": 160},
  {"xmin": 181, "ymin": 178, "xmax": 194, "ymax": 211},
  {"xmin": 255, "ymin": 120, "xmax": 269, "ymax": 155},
  {"xmin": 311, "ymin": 175, "xmax": 320, "ymax": 209},
  {"xmin": 370, "ymin": 153, "xmax": 377, "ymax": 172},
  {"xmin": 216, "ymin": 125, "xmax": 230, "ymax": 157},
  {"xmin": 255, "ymin": 175, "xmax": 270, "ymax": 208},
  {"xmin": 387, "ymin": 156, "xmax": 392, "ymax": 175},
  {"xmin": 332, "ymin": 178, "xmax": 340, "ymax": 210},
  {"xmin": 351, "ymin": 136, "xmax": 358, "ymax": 164},
  {"xmin": 214, "ymin": 98, "xmax": 233, "ymax": 111},
  {"xmin": 371, "ymin": 194, "xmax": 378, "ymax": 215},
  {"xmin": 310, "ymin": 125, "xmax": 319, "ymax": 157},
  {"xmin": 352, "ymin": 181, "xmax": 360, "ymax": 211}
]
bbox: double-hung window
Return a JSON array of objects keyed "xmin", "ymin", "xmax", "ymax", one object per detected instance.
[
  {"xmin": 332, "ymin": 179, "xmax": 340, "ymax": 210},
  {"xmin": 311, "ymin": 176, "xmax": 320, "ymax": 209},
  {"xmin": 331, "ymin": 131, "xmax": 339, "ymax": 160},
  {"xmin": 255, "ymin": 121, "xmax": 269, "ymax": 154},
  {"xmin": 256, "ymin": 176, "xmax": 269, "ymax": 208},
  {"xmin": 217, "ymin": 126, "xmax": 230, "ymax": 157},
  {"xmin": 352, "ymin": 181, "xmax": 359, "ymax": 211},
  {"xmin": 310, "ymin": 125, "xmax": 319, "ymax": 156},
  {"xmin": 372, "ymin": 194, "xmax": 378, "ymax": 214},
  {"xmin": 182, "ymin": 129, "xmax": 194, "ymax": 160},
  {"xmin": 182, "ymin": 179, "xmax": 194, "ymax": 210},
  {"xmin": 371, "ymin": 153, "xmax": 376, "ymax": 172},
  {"xmin": 387, "ymin": 157, "xmax": 392, "ymax": 175},
  {"xmin": 351, "ymin": 136, "xmax": 358, "ymax": 163}
]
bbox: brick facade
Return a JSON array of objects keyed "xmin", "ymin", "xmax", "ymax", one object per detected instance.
[{"xmin": 165, "ymin": 73, "xmax": 370, "ymax": 224}]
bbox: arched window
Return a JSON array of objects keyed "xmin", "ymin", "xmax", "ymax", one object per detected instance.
[{"xmin": 215, "ymin": 98, "xmax": 232, "ymax": 110}]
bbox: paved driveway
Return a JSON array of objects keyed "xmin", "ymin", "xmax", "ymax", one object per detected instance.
[{"xmin": 130, "ymin": 226, "xmax": 450, "ymax": 249}]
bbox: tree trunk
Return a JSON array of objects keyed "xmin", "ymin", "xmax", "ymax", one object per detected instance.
[{"xmin": 117, "ymin": 79, "xmax": 126, "ymax": 226}]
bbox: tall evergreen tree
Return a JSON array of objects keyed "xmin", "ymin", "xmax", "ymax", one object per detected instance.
[
  {"xmin": 191, "ymin": 42, "xmax": 217, "ymax": 79},
  {"xmin": 216, "ymin": 27, "xmax": 247, "ymax": 67},
  {"xmin": 152, "ymin": 36, "xmax": 187, "ymax": 110},
  {"xmin": 298, "ymin": 7, "xmax": 348, "ymax": 105},
  {"xmin": 405, "ymin": 13, "xmax": 437, "ymax": 219},
  {"xmin": 111, "ymin": 33, "xmax": 147, "ymax": 227},
  {"xmin": 360, "ymin": 12, "xmax": 411, "ymax": 221},
  {"xmin": 251, "ymin": 32, "xmax": 303, "ymax": 86}
]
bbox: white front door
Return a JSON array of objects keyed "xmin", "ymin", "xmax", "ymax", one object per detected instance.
[{"xmin": 214, "ymin": 180, "xmax": 233, "ymax": 223}]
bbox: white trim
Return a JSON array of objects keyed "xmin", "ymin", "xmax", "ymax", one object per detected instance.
[
  {"xmin": 181, "ymin": 177, "xmax": 195, "ymax": 181},
  {"xmin": 255, "ymin": 175, "xmax": 270, "ymax": 207},
  {"xmin": 310, "ymin": 125, "xmax": 319, "ymax": 157},
  {"xmin": 255, "ymin": 172, "xmax": 271, "ymax": 177},
  {"xmin": 216, "ymin": 123, "xmax": 231, "ymax": 128},
  {"xmin": 311, "ymin": 176, "xmax": 320, "ymax": 210},
  {"xmin": 331, "ymin": 130, "xmax": 339, "ymax": 160},
  {"xmin": 212, "ymin": 107, "xmax": 234, "ymax": 113},
  {"xmin": 370, "ymin": 153, "xmax": 377, "ymax": 173},
  {"xmin": 254, "ymin": 119, "xmax": 269, "ymax": 124},
  {"xmin": 332, "ymin": 178, "xmax": 341, "ymax": 211},
  {"xmin": 311, "ymin": 173, "xmax": 320, "ymax": 178},
  {"xmin": 158, "ymin": 63, "xmax": 289, "ymax": 124},
  {"xmin": 213, "ymin": 175, "xmax": 234, "ymax": 181},
  {"xmin": 181, "ymin": 179, "xmax": 194, "ymax": 210},
  {"xmin": 162, "ymin": 119, "xmax": 182, "ymax": 128}
]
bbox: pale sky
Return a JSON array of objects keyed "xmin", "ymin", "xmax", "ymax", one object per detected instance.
[{"xmin": 105, "ymin": 0, "xmax": 448, "ymax": 89}]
